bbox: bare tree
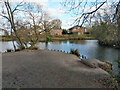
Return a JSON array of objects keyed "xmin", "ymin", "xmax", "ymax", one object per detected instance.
[
  {"xmin": 0, "ymin": 1, "xmax": 48, "ymax": 49},
  {"xmin": 21, "ymin": 3, "xmax": 51, "ymax": 48},
  {"xmin": 0, "ymin": 0, "xmax": 25, "ymax": 49},
  {"xmin": 40, "ymin": 15, "xmax": 62, "ymax": 42},
  {"xmin": 62, "ymin": 0, "xmax": 107, "ymax": 27},
  {"xmin": 50, "ymin": 19, "xmax": 62, "ymax": 29}
]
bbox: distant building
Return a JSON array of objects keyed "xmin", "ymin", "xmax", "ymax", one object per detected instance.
[
  {"xmin": 50, "ymin": 29, "xmax": 62, "ymax": 36},
  {"xmin": 68, "ymin": 25, "xmax": 84, "ymax": 35},
  {"xmin": 0, "ymin": 28, "xmax": 8, "ymax": 36}
]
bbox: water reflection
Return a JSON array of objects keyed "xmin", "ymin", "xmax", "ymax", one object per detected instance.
[
  {"xmin": 35, "ymin": 40, "xmax": 119, "ymax": 61},
  {"xmin": 69, "ymin": 40, "xmax": 86, "ymax": 44}
]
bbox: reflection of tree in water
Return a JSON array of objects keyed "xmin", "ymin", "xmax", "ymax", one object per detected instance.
[
  {"xmin": 51, "ymin": 40, "xmax": 87, "ymax": 45},
  {"xmin": 51, "ymin": 41, "xmax": 62, "ymax": 44},
  {"xmin": 69, "ymin": 40, "xmax": 86, "ymax": 44},
  {"xmin": 45, "ymin": 41, "xmax": 48, "ymax": 50},
  {"xmin": 62, "ymin": 41, "xmax": 67, "ymax": 44},
  {"xmin": 95, "ymin": 47, "xmax": 106, "ymax": 61},
  {"xmin": 95, "ymin": 46, "xmax": 119, "ymax": 63}
]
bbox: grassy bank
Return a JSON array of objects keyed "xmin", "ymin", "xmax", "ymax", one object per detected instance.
[{"xmin": 1, "ymin": 35, "xmax": 95, "ymax": 42}]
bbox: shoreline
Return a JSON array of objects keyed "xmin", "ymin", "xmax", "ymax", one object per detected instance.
[
  {"xmin": 1, "ymin": 35, "xmax": 95, "ymax": 41},
  {"xmin": 2, "ymin": 50, "xmax": 112, "ymax": 88}
]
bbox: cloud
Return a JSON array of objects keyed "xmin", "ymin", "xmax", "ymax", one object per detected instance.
[
  {"xmin": 62, "ymin": 19, "xmax": 75, "ymax": 29},
  {"xmin": 2, "ymin": 0, "xmax": 48, "ymax": 3},
  {"xmin": 43, "ymin": 7, "xmax": 65, "ymax": 18}
]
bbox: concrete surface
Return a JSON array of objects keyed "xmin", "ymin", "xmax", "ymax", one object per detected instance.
[{"xmin": 2, "ymin": 50, "xmax": 110, "ymax": 88}]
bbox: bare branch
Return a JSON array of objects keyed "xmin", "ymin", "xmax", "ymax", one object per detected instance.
[
  {"xmin": 113, "ymin": 1, "xmax": 120, "ymax": 20},
  {"xmin": 84, "ymin": 1, "xmax": 106, "ymax": 15},
  {"xmin": 74, "ymin": 1, "xmax": 106, "ymax": 27},
  {"xmin": 0, "ymin": 14, "xmax": 10, "ymax": 21},
  {"xmin": 12, "ymin": 2, "xmax": 24, "ymax": 13}
]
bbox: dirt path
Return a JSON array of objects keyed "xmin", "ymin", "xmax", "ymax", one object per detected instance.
[{"xmin": 2, "ymin": 50, "xmax": 110, "ymax": 88}]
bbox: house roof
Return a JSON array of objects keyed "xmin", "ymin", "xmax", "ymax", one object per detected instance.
[
  {"xmin": 68, "ymin": 25, "xmax": 81, "ymax": 30},
  {"xmin": 68, "ymin": 25, "xmax": 85, "ymax": 30}
]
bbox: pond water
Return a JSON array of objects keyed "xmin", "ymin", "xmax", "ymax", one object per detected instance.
[{"xmin": 1, "ymin": 40, "xmax": 120, "ymax": 73}]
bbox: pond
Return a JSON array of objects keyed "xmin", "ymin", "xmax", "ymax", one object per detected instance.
[{"xmin": 1, "ymin": 40, "xmax": 120, "ymax": 73}]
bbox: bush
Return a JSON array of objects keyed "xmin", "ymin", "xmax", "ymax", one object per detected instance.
[
  {"xmin": 74, "ymin": 49, "xmax": 79, "ymax": 56},
  {"xmin": 70, "ymin": 49, "xmax": 74, "ymax": 54},
  {"xmin": 62, "ymin": 29, "xmax": 68, "ymax": 34},
  {"xmin": 84, "ymin": 32, "xmax": 90, "ymax": 34},
  {"xmin": 70, "ymin": 49, "xmax": 80, "ymax": 57}
]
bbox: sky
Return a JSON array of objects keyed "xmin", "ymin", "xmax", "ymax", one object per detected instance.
[{"xmin": 0, "ymin": 0, "xmax": 119, "ymax": 31}]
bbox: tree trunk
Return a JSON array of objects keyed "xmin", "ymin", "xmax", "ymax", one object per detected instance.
[
  {"xmin": 11, "ymin": 27, "xmax": 16, "ymax": 51},
  {"xmin": 12, "ymin": 41, "xmax": 16, "ymax": 51}
]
